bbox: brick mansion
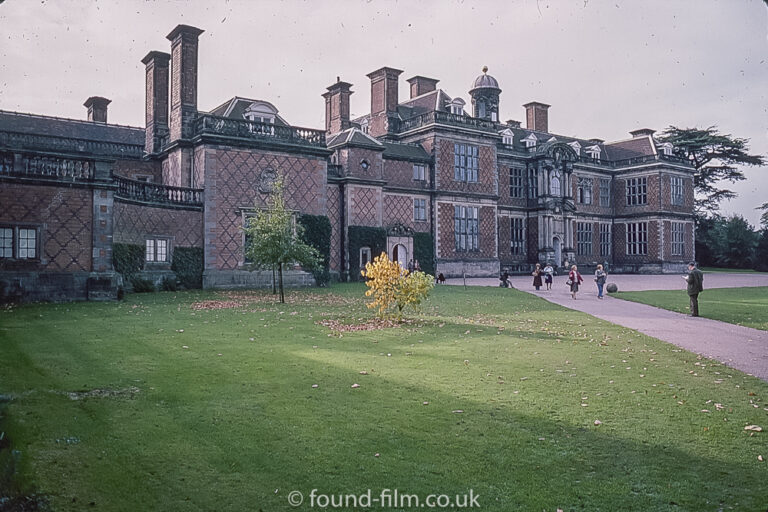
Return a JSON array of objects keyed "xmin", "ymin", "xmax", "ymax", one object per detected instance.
[{"xmin": 0, "ymin": 24, "xmax": 696, "ymax": 301}]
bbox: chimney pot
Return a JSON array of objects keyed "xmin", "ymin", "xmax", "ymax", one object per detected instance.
[{"xmin": 83, "ymin": 96, "xmax": 111, "ymax": 123}]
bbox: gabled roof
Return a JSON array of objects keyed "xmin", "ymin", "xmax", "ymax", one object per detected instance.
[
  {"xmin": 207, "ymin": 97, "xmax": 289, "ymax": 126},
  {"xmin": 0, "ymin": 110, "xmax": 144, "ymax": 146},
  {"xmin": 326, "ymin": 128, "xmax": 384, "ymax": 150}
]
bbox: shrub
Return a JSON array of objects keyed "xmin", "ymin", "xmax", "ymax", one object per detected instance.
[
  {"xmin": 361, "ymin": 252, "xmax": 434, "ymax": 320},
  {"xmin": 130, "ymin": 277, "xmax": 156, "ymax": 293},
  {"xmin": 113, "ymin": 243, "xmax": 144, "ymax": 278},
  {"xmin": 160, "ymin": 276, "xmax": 178, "ymax": 291},
  {"xmin": 171, "ymin": 247, "xmax": 203, "ymax": 289}
]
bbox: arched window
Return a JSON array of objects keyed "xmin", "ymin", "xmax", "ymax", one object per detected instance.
[{"xmin": 551, "ymin": 176, "xmax": 561, "ymax": 196}]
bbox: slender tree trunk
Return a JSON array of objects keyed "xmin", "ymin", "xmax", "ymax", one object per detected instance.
[
  {"xmin": 278, "ymin": 262, "xmax": 285, "ymax": 303},
  {"xmin": 272, "ymin": 267, "xmax": 277, "ymax": 294}
]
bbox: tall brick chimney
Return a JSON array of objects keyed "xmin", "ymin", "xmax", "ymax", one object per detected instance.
[
  {"xmin": 84, "ymin": 96, "xmax": 111, "ymax": 123},
  {"xmin": 141, "ymin": 51, "xmax": 170, "ymax": 154},
  {"xmin": 523, "ymin": 102, "xmax": 550, "ymax": 133},
  {"xmin": 406, "ymin": 76, "xmax": 439, "ymax": 99},
  {"xmin": 322, "ymin": 78, "xmax": 354, "ymax": 134},
  {"xmin": 367, "ymin": 67, "xmax": 402, "ymax": 115},
  {"xmin": 166, "ymin": 24, "xmax": 204, "ymax": 142},
  {"xmin": 366, "ymin": 67, "xmax": 402, "ymax": 137}
]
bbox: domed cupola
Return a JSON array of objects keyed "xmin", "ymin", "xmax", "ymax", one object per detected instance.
[{"xmin": 469, "ymin": 66, "xmax": 501, "ymax": 122}]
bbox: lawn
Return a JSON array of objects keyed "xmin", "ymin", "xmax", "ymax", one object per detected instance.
[
  {"xmin": 614, "ymin": 287, "xmax": 768, "ymax": 331},
  {"xmin": 1, "ymin": 284, "xmax": 767, "ymax": 511},
  {"xmin": 700, "ymin": 267, "xmax": 767, "ymax": 274}
]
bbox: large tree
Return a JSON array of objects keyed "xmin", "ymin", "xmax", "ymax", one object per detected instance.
[
  {"xmin": 243, "ymin": 178, "xmax": 320, "ymax": 303},
  {"xmin": 658, "ymin": 126, "xmax": 764, "ymax": 215}
]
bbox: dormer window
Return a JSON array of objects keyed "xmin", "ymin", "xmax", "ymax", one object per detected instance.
[
  {"xmin": 243, "ymin": 101, "xmax": 277, "ymax": 135},
  {"xmin": 360, "ymin": 119, "xmax": 369, "ymax": 134},
  {"xmin": 523, "ymin": 133, "xmax": 538, "ymax": 148},
  {"xmin": 448, "ymin": 98, "xmax": 465, "ymax": 116},
  {"xmin": 568, "ymin": 141, "xmax": 582, "ymax": 155},
  {"xmin": 500, "ymin": 129, "xmax": 514, "ymax": 146},
  {"xmin": 585, "ymin": 145, "xmax": 601, "ymax": 159},
  {"xmin": 660, "ymin": 142, "xmax": 673, "ymax": 156}
]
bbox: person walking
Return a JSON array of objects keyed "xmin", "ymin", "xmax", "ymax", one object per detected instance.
[
  {"xmin": 568, "ymin": 265, "xmax": 584, "ymax": 299},
  {"xmin": 594, "ymin": 264, "xmax": 607, "ymax": 299},
  {"xmin": 543, "ymin": 263, "xmax": 554, "ymax": 290},
  {"xmin": 532, "ymin": 263, "xmax": 543, "ymax": 291},
  {"xmin": 683, "ymin": 261, "xmax": 704, "ymax": 316}
]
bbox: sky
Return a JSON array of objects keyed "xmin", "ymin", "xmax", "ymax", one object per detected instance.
[{"xmin": 1, "ymin": 0, "xmax": 766, "ymax": 226}]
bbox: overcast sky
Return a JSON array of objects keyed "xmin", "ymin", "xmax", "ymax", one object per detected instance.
[{"xmin": 1, "ymin": 0, "xmax": 766, "ymax": 225}]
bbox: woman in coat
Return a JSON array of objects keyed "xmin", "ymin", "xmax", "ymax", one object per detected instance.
[
  {"xmin": 532, "ymin": 263, "xmax": 543, "ymax": 291},
  {"xmin": 568, "ymin": 265, "xmax": 584, "ymax": 299}
]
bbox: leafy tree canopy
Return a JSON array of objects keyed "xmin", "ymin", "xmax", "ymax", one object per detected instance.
[
  {"xmin": 658, "ymin": 126, "xmax": 764, "ymax": 215},
  {"xmin": 243, "ymin": 178, "xmax": 320, "ymax": 303}
]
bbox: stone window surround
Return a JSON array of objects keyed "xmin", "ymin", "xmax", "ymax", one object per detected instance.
[{"xmin": 0, "ymin": 224, "xmax": 42, "ymax": 260}]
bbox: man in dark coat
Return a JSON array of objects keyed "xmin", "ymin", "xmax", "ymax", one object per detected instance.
[{"xmin": 684, "ymin": 261, "xmax": 704, "ymax": 317}]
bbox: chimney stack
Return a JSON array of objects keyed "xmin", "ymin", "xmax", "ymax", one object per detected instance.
[
  {"xmin": 406, "ymin": 76, "xmax": 439, "ymax": 99},
  {"xmin": 506, "ymin": 119, "xmax": 521, "ymax": 128},
  {"xmin": 141, "ymin": 51, "xmax": 171, "ymax": 154},
  {"xmin": 367, "ymin": 67, "xmax": 403, "ymax": 115},
  {"xmin": 523, "ymin": 102, "xmax": 550, "ymax": 132},
  {"xmin": 84, "ymin": 96, "xmax": 111, "ymax": 123},
  {"xmin": 629, "ymin": 128, "xmax": 656, "ymax": 138},
  {"xmin": 166, "ymin": 24, "xmax": 204, "ymax": 142},
  {"xmin": 322, "ymin": 79, "xmax": 354, "ymax": 134}
]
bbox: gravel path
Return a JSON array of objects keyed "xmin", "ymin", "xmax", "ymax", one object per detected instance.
[{"xmin": 446, "ymin": 273, "xmax": 768, "ymax": 382}]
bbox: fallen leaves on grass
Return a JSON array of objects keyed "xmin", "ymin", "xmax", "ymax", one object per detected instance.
[
  {"xmin": 190, "ymin": 300, "xmax": 245, "ymax": 311},
  {"xmin": 65, "ymin": 386, "xmax": 140, "ymax": 401},
  {"xmin": 316, "ymin": 318, "xmax": 401, "ymax": 333}
]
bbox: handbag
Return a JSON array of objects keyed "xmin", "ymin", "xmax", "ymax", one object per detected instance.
[{"xmin": 566, "ymin": 279, "xmax": 573, "ymax": 286}]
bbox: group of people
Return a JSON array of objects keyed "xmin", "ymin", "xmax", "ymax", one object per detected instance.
[{"xmin": 531, "ymin": 262, "xmax": 608, "ymax": 300}]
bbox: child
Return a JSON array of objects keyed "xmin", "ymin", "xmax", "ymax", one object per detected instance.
[{"xmin": 543, "ymin": 263, "xmax": 554, "ymax": 290}]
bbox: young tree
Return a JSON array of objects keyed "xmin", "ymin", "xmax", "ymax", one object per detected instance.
[
  {"xmin": 658, "ymin": 126, "xmax": 765, "ymax": 215},
  {"xmin": 243, "ymin": 178, "xmax": 320, "ymax": 303}
]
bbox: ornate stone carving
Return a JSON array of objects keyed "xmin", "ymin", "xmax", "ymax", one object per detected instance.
[
  {"xmin": 387, "ymin": 222, "xmax": 414, "ymax": 237},
  {"xmin": 258, "ymin": 168, "xmax": 277, "ymax": 193}
]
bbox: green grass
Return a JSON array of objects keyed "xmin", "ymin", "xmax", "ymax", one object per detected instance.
[
  {"xmin": 1, "ymin": 285, "xmax": 767, "ymax": 511},
  {"xmin": 615, "ymin": 287, "xmax": 768, "ymax": 331},
  {"xmin": 700, "ymin": 267, "xmax": 767, "ymax": 274}
]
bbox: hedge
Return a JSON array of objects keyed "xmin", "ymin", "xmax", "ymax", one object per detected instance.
[
  {"xmin": 171, "ymin": 247, "xmax": 204, "ymax": 289},
  {"xmin": 348, "ymin": 226, "xmax": 387, "ymax": 281},
  {"xmin": 112, "ymin": 243, "xmax": 144, "ymax": 278}
]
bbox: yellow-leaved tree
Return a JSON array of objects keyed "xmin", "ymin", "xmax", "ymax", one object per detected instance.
[{"xmin": 361, "ymin": 252, "xmax": 434, "ymax": 320}]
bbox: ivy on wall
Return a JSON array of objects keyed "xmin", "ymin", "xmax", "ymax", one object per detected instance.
[
  {"xmin": 298, "ymin": 214, "xmax": 332, "ymax": 286},
  {"xmin": 413, "ymin": 232, "xmax": 435, "ymax": 276},
  {"xmin": 348, "ymin": 226, "xmax": 387, "ymax": 281},
  {"xmin": 112, "ymin": 243, "xmax": 145, "ymax": 278}
]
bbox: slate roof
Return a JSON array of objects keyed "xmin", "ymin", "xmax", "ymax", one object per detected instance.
[
  {"xmin": 0, "ymin": 110, "xmax": 144, "ymax": 146},
  {"xmin": 326, "ymin": 128, "xmax": 384, "ymax": 150},
  {"xmin": 207, "ymin": 97, "xmax": 289, "ymax": 126},
  {"xmin": 381, "ymin": 141, "xmax": 430, "ymax": 161},
  {"xmin": 603, "ymin": 136, "xmax": 656, "ymax": 160}
]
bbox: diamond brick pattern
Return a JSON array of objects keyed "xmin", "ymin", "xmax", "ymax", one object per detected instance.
[
  {"xmin": 0, "ymin": 183, "xmax": 92, "ymax": 271},
  {"xmin": 436, "ymin": 202, "xmax": 495, "ymax": 260},
  {"xmin": 435, "ymin": 139, "xmax": 496, "ymax": 195},
  {"xmin": 349, "ymin": 186, "xmax": 379, "ymax": 227},
  {"xmin": 383, "ymin": 193, "xmax": 429, "ymax": 232},
  {"xmin": 209, "ymin": 148, "xmax": 326, "ymax": 270},
  {"xmin": 326, "ymin": 185, "xmax": 341, "ymax": 271},
  {"xmin": 113, "ymin": 201, "xmax": 203, "ymax": 248}
]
